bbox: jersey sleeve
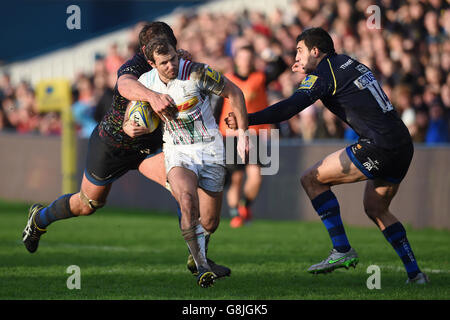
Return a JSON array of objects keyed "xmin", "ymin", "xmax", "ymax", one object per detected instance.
[
  {"xmin": 117, "ymin": 52, "xmax": 152, "ymax": 79},
  {"xmin": 190, "ymin": 63, "xmax": 226, "ymax": 96},
  {"xmin": 137, "ymin": 72, "xmax": 147, "ymax": 86},
  {"xmin": 248, "ymin": 74, "xmax": 331, "ymax": 126}
]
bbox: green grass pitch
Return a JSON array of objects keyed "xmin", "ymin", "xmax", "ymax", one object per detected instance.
[{"xmin": 1, "ymin": 200, "xmax": 449, "ymax": 300}]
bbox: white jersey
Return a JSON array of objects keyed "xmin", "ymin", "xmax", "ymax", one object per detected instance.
[{"xmin": 138, "ymin": 59, "xmax": 226, "ymax": 165}]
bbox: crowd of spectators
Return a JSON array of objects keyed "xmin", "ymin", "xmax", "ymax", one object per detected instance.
[{"xmin": 0, "ymin": 0, "xmax": 449, "ymax": 144}]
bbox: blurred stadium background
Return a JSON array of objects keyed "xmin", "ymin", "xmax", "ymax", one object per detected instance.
[{"xmin": 0, "ymin": 0, "xmax": 449, "ymax": 229}]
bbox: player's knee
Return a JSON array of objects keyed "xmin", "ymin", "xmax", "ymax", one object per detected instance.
[
  {"xmin": 363, "ymin": 201, "xmax": 385, "ymax": 220},
  {"xmin": 78, "ymin": 203, "xmax": 97, "ymax": 216},
  {"xmin": 202, "ymin": 216, "xmax": 219, "ymax": 234},
  {"xmin": 300, "ymin": 170, "xmax": 315, "ymax": 189},
  {"xmin": 78, "ymin": 191, "xmax": 105, "ymax": 216}
]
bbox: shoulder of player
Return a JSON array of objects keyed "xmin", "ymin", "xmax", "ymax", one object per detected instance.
[
  {"xmin": 118, "ymin": 52, "xmax": 151, "ymax": 77},
  {"xmin": 308, "ymin": 54, "xmax": 354, "ymax": 93},
  {"xmin": 133, "ymin": 51, "xmax": 147, "ymax": 63},
  {"xmin": 322, "ymin": 54, "xmax": 362, "ymax": 78},
  {"xmin": 138, "ymin": 68, "xmax": 157, "ymax": 86},
  {"xmin": 180, "ymin": 61, "xmax": 208, "ymax": 81}
]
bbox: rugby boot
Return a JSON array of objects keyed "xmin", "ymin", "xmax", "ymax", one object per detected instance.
[
  {"xmin": 187, "ymin": 254, "xmax": 231, "ymax": 278},
  {"xmin": 308, "ymin": 248, "xmax": 359, "ymax": 274},
  {"xmin": 22, "ymin": 204, "xmax": 47, "ymax": 253},
  {"xmin": 406, "ymin": 272, "xmax": 429, "ymax": 284}
]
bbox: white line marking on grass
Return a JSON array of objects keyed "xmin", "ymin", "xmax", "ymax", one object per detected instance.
[
  {"xmin": 15, "ymin": 241, "xmax": 164, "ymax": 253},
  {"xmin": 375, "ymin": 265, "xmax": 450, "ymax": 274}
]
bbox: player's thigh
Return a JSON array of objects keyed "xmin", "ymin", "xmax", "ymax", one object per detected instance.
[
  {"xmin": 167, "ymin": 166, "xmax": 199, "ymax": 205},
  {"xmin": 138, "ymin": 151, "xmax": 166, "ymax": 187},
  {"xmin": 198, "ymin": 188, "xmax": 223, "ymax": 232},
  {"xmin": 363, "ymin": 179, "xmax": 399, "ymax": 214},
  {"xmin": 302, "ymin": 148, "xmax": 367, "ymax": 186}
]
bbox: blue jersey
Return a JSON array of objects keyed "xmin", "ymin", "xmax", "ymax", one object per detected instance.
[
  {"xmin": 249, "ymin": 53, "xmax": 411, "ymax": 149},
  {"xmin": 99, "ymin": 52, "xmax": 162, "ymax": 150}
]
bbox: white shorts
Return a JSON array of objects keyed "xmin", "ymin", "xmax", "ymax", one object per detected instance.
[{"xmin": 163, "ymin": 139, "xmax": 226, "ymax": 193}]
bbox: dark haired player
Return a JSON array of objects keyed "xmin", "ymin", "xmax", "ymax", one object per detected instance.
[
  {"xmin": 226, "ymin": 28, "xmax": 428, "ymax": 284},
  {"xmin": 22, "ymin": 22, "xmax": 230, "ymax": 280}
]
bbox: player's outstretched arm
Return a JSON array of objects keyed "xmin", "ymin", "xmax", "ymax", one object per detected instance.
[
  {"xmin": 225, "ymin": 72, "xmax": 329, "ymax": 129},
  {"xmin": 224, "ymin": 91, "xmax": 315, "ymax": 131},
  {"xmin": 220, "ymin": 77, "xmax": 249, "ymax": 161},
  {"xmin": 118, "ymin": 74, "xmax": 178, "ymax": 121},
  {"xmin": 220, "ymin": 78, "xmax": 248, "ymax": 132},
  {"xmin": 248, "ymin": 91, "xmax": 315, "ymax": 126}
]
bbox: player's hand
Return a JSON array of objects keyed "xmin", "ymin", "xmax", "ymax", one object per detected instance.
[
  {"xmin": 177, "ymin": 49, "xmax": 192, "ymax": 61},
  {"xmin": 291, "ymin": 61, "xmax": 302, "ymax": 73},
  {"xmin": 147, "ymin": 92, "xmax": 178, "ymax": 121},
  {"xmin": 224, "ymin": 112, "xmax": 238, "ymax": 130},
  {"xmin": 123, "ymin": 120, "xmax": 150, "ymax": 138},
  {"xmin": 237, "ymin": 130, "xmax": 250, "ymax": 163}
]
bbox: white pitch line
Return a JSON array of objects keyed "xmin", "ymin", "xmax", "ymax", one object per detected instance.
[
  {"xmin": 14, "ymin": 240, "xmax": 163, "ymax": 253},
  {"xmin": 365, "ymin": 264, "xmax": 450, "ymax": 274}
]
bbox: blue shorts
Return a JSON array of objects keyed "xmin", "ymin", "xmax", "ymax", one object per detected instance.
[
  {"xmin": 345, "ymin": 139, "xmax": 414, "ymax": 184},
  {"xmin": 85, "ymin": 126, "xmax": 162, "ymax": 186}
]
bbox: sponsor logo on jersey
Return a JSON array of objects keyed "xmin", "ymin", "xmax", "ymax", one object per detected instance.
[
  {"xmin": 206, "ymin": 67, "xmax": 221, "ymax": 83},
  {"xmin": 353, "ymin": 71, "xmax": 377, "ymax": 90},
  {"xmin": 340, "ymin": 59, "xmax": 354, "ymax": 69},
  {"xmin": 177, "ymin": 96, "xmax": 199, "ymax": 112},
  {"xmin": 356, "ymin": 64, "xmax": 369, "ymax": 74},
  {"xmin": 363, "ymin": 157, "xmax": 380, "ymax": 172},
  {"xmin": 363, "ymin": 161, "xmax": 373, "ymax": 171},
  {"xmin": 351, "ymin": 143, "xmax": 363, "ymax": 153},
  {"xmin": 298, "ymin": 75, "xmax": 318, "ymax": 90}
]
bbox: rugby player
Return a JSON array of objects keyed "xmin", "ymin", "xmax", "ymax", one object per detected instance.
[
  {"xmin": 22, "ymin": 22, "xmax": 231, "ymax": 281},
  {"xmin": 225, "ymin": 28, "xmax": 428, "ymax": 284},
  {"xmin": 139, "ymin": 37, "xmax": 249, "ymax": 287}
]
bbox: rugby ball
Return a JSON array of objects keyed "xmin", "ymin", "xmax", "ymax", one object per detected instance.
[{"xmin": 127, "ymin": 101, "xmax": 160, "ymax": 133}]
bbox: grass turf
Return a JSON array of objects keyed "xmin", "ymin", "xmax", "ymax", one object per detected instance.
[{"xmin": 0, "ymin": 200, "xmax": 449, "ymax": 300}]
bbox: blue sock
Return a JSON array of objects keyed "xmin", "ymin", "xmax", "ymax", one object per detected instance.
[
  {"xmin": 382, "ymin": 222, "xmax": 421, "ymax": 279},
  {"xmin": 311, "ymin": 190, "xmax": 351, "ymax": 253},
  {"xmin": 35, "ymin": 194, "xmax": 75, "ymax": 229}
]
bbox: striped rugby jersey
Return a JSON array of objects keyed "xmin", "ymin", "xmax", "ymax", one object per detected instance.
[{"xmin": 138, "ymin": 59, "xmax": 226, "ymax": 147}]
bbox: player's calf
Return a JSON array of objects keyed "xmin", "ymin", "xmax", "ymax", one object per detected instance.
[
  {"xmin": 34, "ymin": 194, "xmax": 76, "ymax": 229},
  {"xmin": 179, "ymin": 199, "xmax": 200, "ymax": 231}
]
